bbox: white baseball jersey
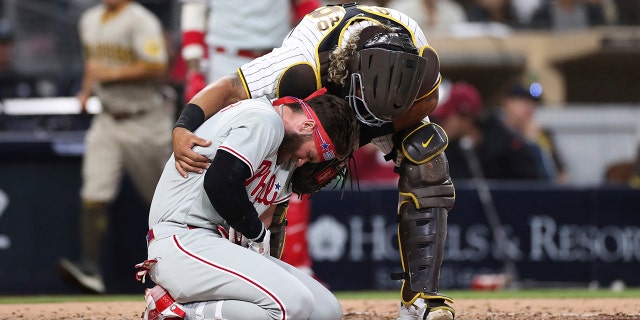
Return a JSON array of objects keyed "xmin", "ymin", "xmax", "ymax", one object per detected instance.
[
  {"xmin": 239, "ymin": 4, "xmax": 433, "ymax": 154},
  {"xmin": 239, "ymin": 4, "xmax": 429, "ymax": 101},
  {"xmin": 149, "ymin": 97, "xmax": 295, "ymax": 238}
]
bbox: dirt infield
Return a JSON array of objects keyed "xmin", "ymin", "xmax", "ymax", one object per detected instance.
[{"xmin": 1, "ymin": 298, "xmax": 639, "ymax": 320}]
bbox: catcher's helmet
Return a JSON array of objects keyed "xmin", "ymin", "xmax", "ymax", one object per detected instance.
[{"xmin": 346, "ymin": 32, "xmax": 428, "ymax": 127}]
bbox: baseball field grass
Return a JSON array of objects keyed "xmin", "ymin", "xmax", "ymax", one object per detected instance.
[{"xmin": 1, "ymin": 288, "xmax": 639, "ymax": 319}]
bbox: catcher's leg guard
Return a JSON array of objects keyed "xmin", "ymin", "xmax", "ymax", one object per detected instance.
[
  {"xmin": 395, "ymin": 123, "xmax": 455, "ymax": 314},
  {"xmin": 269, "ymin": 202, "xmax": 289, "ymax": 259}
]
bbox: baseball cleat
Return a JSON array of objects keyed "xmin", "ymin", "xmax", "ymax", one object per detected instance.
[
  {"xmin": 58, "ymin": 258, "xmax": 106, "ymax": 294},
  {"xmin": 421, "ymin": 298, "xmax": 455, "ymax": 320},
  {"xmin": 397, "ymin": 298, "xmax": 455, "ymax": 320},
  {"xmin": 143, "ymin": 285, "xmax": 186, "ymax": 320}
]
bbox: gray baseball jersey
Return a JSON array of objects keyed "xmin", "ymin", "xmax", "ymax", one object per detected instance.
[
  {"xmin": 146, "ymin": 97, "xmax": 342, "ymax": 319},
  {"xmin": 149, "ymin": 97, "xmax": 293, "ymax": 237}
]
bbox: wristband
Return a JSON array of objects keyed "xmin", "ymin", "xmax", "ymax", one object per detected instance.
[
  {"xmin": 174, "ymin": 103, "xmax": 205, "ymax": 132},
  {"xmin": 230, "ymin": 214, "xmax": 266, "ymax": 242}
]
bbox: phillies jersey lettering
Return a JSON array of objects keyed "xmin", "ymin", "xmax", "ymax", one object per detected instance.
[
  {"xmin": 246, "ymin": 160, "xmax": 281, "ymax": 206},
  {"xmin": 148, "ymin": 97, "xmax": 293, "ymax": 234}
]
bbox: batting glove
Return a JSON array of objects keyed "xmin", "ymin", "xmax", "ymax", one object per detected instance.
[
  {"xmin": 247, "ymin": 230, "xmax": 271, "ymax": 257},
  {"xmin": 223, "ymin": 226, "xmax": 245, "ymax": 246}
]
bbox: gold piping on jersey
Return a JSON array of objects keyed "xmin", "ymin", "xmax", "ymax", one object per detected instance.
[
  {"xmin": 335, "ymin": 16, "xmax": 381, "ymax": 49},
  {"xmin": 415, "ymin": 45, "xmax": 442, "ymax": 101},
  {"xmin": 310, "ymin": 5, "xmax": 420, "ymax": 87},
  {"xmin": 237, "ymin": 68, "xmax": 252, "ymax": 99},
  {"xmin": 275, "ymin": 62, "xmax": 319, "ymax": 98},
  {"xmin": 310, "ymin": 5, "xmax": 345, "ymax": 88},
  {"xmin": 416, "ymin": 77, "xmax": 442, "ymax": 102}
]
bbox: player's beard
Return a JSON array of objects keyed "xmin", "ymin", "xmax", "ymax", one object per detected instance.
[{"xmin": 277, "ymin": 131, "xmax": 311, "ymax": 164}]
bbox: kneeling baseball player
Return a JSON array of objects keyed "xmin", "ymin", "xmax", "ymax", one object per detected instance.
[{"xmin": 135, "ymin": 89, "xmax": 359, "ymax": 320}]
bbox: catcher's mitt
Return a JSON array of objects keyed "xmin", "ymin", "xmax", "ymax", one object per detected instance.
[{"xmin": 291, "ymin": 158, "xmax": 349, "ymax": 195}]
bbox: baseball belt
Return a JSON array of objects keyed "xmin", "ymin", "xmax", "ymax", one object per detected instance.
[{"xmin": 213, "ymin": 46, "xmax": 272, "ymax": 59}]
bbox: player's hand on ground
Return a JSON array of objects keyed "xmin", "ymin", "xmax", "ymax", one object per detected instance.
[{"xmin": 173, "ymin": 127, "xmax": 211, "ymax": 178}]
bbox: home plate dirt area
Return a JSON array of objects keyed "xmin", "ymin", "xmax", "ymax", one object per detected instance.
[{"xmin": 1, "ymin": 298, "xmax": 640, "ymax": 319}]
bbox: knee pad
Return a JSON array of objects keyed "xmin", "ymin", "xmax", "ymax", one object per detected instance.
[{"xmin": 398, "ymin": 122, "xmax": 454, "ymax": 209}]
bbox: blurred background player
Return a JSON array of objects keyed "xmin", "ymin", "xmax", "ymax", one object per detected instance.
[
  {"xmin": 430, "ymin": 80, "xmax": 485, "ymax": 180},
  {"xmin": 58, "ymin": 0, "xmax": 174, "ymax": 293},
  {"xmin": 488, "ymin": 81, "xmax": 563, "ymax": 181},
  {"xmin": 385, "ymin": 0, "xmax": 467, "ymax": 34},
  {"xmin": 179, "ymin": 0, "xmax": 321, "ymax": 278},
  {"xmin": 180, "ymin": 0, "xmax": 320, "ymax": 100},
  {"xmin": 432, "ymin": 79, "xmax": 563, "ymax": 182}
]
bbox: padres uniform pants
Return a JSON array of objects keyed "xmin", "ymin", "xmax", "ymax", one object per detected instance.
[{"xmin": 81, "ymin": 107, "xmax": 173, "ymax": 205}]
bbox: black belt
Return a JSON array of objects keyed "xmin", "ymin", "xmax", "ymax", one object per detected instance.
[
  {"xmin": 213, "ymin": 46, "xmax": 272, "ymax": 59},
  {"xmin": 109, "ymin": 109, "xmax": 148, "ymax": 120}
]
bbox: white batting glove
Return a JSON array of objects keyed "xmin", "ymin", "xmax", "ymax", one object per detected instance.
[
  {"xmin": 247, "ymin": 230, "xmax": 271, "ymax": 257},
  {"xmin": 226, "ymin": 227, "xmax": 245, "ymax": 246}
]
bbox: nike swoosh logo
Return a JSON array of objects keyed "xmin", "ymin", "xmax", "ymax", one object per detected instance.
[{"xmin": 422, "ymin": 135, "xmax": 434, "ymax": 148}]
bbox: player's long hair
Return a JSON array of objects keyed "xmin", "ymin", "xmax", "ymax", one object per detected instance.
[
  {"xmin": 327, "ymin": 22, "xmax": 392, "ymax": 86},
  {"xmin": 286, "ymin": 94, "xmax": 360, "ymax": 160},
  {"xmin": 327, "ymin": 34, "xmax": 359, "ymax": 86}
]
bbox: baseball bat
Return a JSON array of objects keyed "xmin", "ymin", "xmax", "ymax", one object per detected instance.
[{"xmin": 459, "ymin": 136, "xmax": 520, "ymax": 288}]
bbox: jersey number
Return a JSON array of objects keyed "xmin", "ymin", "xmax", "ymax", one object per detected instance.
[
  {"xmin": 308, "ymin": 6, "xmax": 342, "ymax": 32},
  {"xmin": 308, "ymin": 5, "xmax": 392, "ymax": 33}
]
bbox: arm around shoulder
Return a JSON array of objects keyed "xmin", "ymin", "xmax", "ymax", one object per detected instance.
[{"xmin": 187, "ymin": 73, "xmax": 249, "ymax": 120}]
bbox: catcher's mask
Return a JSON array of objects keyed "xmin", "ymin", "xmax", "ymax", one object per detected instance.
[{"xmin": 346, "ymin": 32, "xmax": 428, "ymax": 127}]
